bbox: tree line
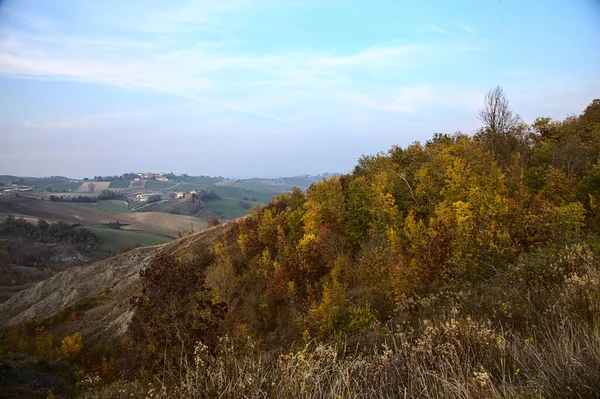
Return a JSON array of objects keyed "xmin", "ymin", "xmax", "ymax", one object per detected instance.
[{"xmin": 0, "ymin": 215, "xmax": 98, "ymax": 248}]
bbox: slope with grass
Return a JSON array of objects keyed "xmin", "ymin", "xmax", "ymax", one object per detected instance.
[
  {"xmin": 79, "ymin": 226, "xmax": 171, "ymax": 253},
  {"xmin": 1, "ymin": 100, "xmax": 599, "ymax": 398},
  {"xmin": 0, "ymin": 223, "xmax": 226, "ymax": 336},
  {"xmin": 203, "ymin": 197, "xmax": 255, "ymax": 219},
  {"xmin": 0, "ymin": 196, "xmax": 208, "ymax": 238},
  {"xmin": 108, "ymin": 180, "xmax": 130, "ymax": 189}
]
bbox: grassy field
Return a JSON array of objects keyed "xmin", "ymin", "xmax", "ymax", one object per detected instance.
[
  {"xmin": 80, "ymin": 226, "xmax": 172, "ymax": 253},
  {"xmin": 145, "ymin": 181, "xmax": 177, "ymax": 190},
  {"xmin": 179, "ymin": 175, "xmax": 223, "ymax": 185},
  {"xmin": 134, "ymin": 200, "xmax": 180, "ymax": 213},
  {"xmin": 108, "ymin": 180, "xmax": 130, "ymax": 189},
  {"xmin": 209, "ymin": 185, "xmax": 278, "ymax": 204},
  {"xmin": 62, "ymin": 200, "xmax": 129, "ymax": 215},
  {"xmin": 176, "ymin": 183, "xmax": 201, "ymax": 191},
  {"xmin": 45, "ymin": 182, "xmax": 82, "ymax": 192},
  {"xmin": 204, "ymin": 198, "xmax": 254, "ymax": 219}
]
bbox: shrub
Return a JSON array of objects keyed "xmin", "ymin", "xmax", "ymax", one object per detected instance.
[{"xmin": 60, "ymin": 332, "xmax": 83, "ymax": 360}]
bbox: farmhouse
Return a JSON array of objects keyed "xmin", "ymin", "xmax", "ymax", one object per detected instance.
[{"xmin": 0, "ymin": 185, "xmax": 32, "ymax": 195}]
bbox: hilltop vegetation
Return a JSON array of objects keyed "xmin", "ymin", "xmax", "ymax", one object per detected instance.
[
  {"xmin": 1, "ymin": 215, "xmax": 97, "ymax": 248},
  {"xmin": 125, "ymin": 97, "xmax": 600, "ymax": 397},
  {"xmin": 1, "ymin": 96, "xmax": 600, "ymax": 398}
]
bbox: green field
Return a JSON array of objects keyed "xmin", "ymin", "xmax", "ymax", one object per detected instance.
[
  {"xmin": 1, "ymin": 176, "xmax": 70, "ymax": 186},
  {"xmin": 45, "ymin": 182, "xmax": 82, "ymax": 192},
  {"xmin": 177, "ymin": 183, "xmax": 201, "ymax": 191},
  {"xmin": 63, "ymin": 200, "xmax": 129, "ymax": 215},
  {"xmin": 80, "ymin": 226, "xmax": 172, "ymax": 253},
  {"xmin": 209, "ymin": 185, "xmax": 277, "ymax": 204},
  {"xmin": 146, "ymin": 181, "xmax": 177, "ymax": 190},
  {"xmin": 204, "ymin": 198, "xmax": 255, "ymax": 219},
  {"xmin": 108, "ymin": 180, "xmax": 130, "ymax": 189},
  {"xmin": 179, "ymin": 175, "xmax": 223, "ymax": 185}
]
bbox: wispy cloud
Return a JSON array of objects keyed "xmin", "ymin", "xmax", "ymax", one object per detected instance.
[
  {"xmin": 424, "ymin": 25, "xmax": 451, "ymax": 35},
  {"xmin": 0, "ymin": 0, "xmax": 486, "ymax": 126}
]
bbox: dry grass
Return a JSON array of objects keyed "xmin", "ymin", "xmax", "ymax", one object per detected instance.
[{"xmin": 83, "ymin": 245, "xmax": 600, "ymax": 399}]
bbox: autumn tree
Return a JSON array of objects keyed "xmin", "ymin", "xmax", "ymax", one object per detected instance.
[{"xmin": 476, "ymin": 86, "xmax": 526, "ymax": 166}]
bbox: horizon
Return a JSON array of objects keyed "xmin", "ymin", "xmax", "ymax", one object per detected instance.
[{"xmin": 1, "ymin": 0, "xmax": 599, "ymax": 178}]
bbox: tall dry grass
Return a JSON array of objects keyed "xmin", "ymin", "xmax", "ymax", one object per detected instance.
[{"xmin": 85, "ymin": 244, "xmax": 600, "ymax": 398}]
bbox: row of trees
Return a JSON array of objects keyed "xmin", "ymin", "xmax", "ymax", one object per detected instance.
[
  {"xmin": 1, "ymin": 215, "xmax": 98, "ymax": 248},
  {"xmin": 49, "ymin": 190, "xmax": 123, "ymax": 203},
  {"xmin": 84, "ymin": 172, "xmax": 178, "ymax": 182}
]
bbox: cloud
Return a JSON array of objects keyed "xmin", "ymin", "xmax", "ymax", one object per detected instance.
[
  {"xmin": 0, "ymin": 0, "xmax": 486, "ymax": 126},
  {"xmin": 424, "ymin": 25, "xmax": 451, "ymax": 35}
]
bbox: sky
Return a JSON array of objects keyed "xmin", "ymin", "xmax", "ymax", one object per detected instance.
[{"xmin": 0, "ymin": 0, "xmax": 599, "ymax": 179}]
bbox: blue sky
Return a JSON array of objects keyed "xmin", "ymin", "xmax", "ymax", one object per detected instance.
[{"xmin": 0, "ymin": 0, "xmax": 598, "ymax": 178}]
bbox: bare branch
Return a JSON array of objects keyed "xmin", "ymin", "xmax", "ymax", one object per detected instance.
[{"xmin": 478, "ymin": 86, "xmax": 520, "ymax": 134}]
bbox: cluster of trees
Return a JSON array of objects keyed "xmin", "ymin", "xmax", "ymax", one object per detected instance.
[
  {"xmin": 0, "ymin": 215, "xmax": 98, "ymax": 247},
  {"xmin": 50, "ymin": 195, "xmax": 96, "ymax": 203},
  {"xmin": 146, "ymin": 195, "xmax": 162, "ymax": 204},
  {"xmin": 132, "ymin": 93, "xmax": 600, "ymax": 362},
  {"xmin": 49, "ymin": 190, "xmax": 122, "ymax": 203}
]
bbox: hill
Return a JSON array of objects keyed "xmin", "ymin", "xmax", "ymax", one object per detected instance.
[
  {"xmin": 0, "ymin": 223, "xmax": 226, "ymax": 338},
  {"xmin": 1, "ymin": 99, "xmax": 599, "ymax": 397},
  {"xmin": 0, "ymin": 197, "xmax": 207, "ymax": 238}
]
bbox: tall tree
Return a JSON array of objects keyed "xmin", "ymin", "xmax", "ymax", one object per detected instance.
[
  {"xmin": 476, "ymin": 86, "xmax": 526, "ymax": 167},
  {"xmin": 478, "ymin": 86, "xmax": 521, "ymax": 135}
]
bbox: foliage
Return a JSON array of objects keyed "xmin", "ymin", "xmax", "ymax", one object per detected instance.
[
  {"xmin": 0, "ymin": 215, "xmax": 98, "ymax": 247},
  {"xmin": 60, "ymin": 332, "xmax": 83, "ymax": 360},
  {"xmin": 130, "ymin": 99, "xmax": 600, "ymax": 354},
  {"xmin": 12, "ymin": 97, "xmax": 600, "ymax": 398},
  {"xmin": 128, "ymin": 244, "xmax": 227, "ymax": 369},
  {"xmin": 98, "ymin": 190, "xmax": 122, "ymax": 200},
  {"xmin": 146, "ymin": 194, "xmax": 162, "ymax": 204},
  {"xmin": 50, "ymin": 195, "xmax": 97, "ymax": 203}
]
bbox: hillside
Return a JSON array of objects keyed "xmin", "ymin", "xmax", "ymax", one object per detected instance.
[
  {"xmin": 1, "ymin": 99, "xmax": 599, "ymax": 398},
  {"xmin": 0, "ymin": 223, "xmax": 226, "ymax": 338},
  {"xmin": 0, "ymin": 197, "xmax": 207, "ymax": 238}
]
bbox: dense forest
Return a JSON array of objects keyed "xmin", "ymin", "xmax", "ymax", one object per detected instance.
[
  {"xmin": 129, "ymin": 94, "xmax": 600, "ymax": 397},
  {"xmin": 2, "ymin": 93, "xmax": 600, "ymax": 398}
]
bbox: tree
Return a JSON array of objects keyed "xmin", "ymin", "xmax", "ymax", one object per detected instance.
[
  {"xmin": 147, "ymin": 194, "xmax": 162, "ymax": 204},
  {"xmin": 476, "ymin": 86, "xmax": 526, "ymax": 167},
  {"xmin": 98, "ymin": 189, "xmax": 118, "ymax": 200},
  {"xmin": 478, "ymin": 86, "xmax": 521, "ymax": 135},
  {"xmin": 87, "ymin": 182, "xmax": 96, "ymax": 193}
]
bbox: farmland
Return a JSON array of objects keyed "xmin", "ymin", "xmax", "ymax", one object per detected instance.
[
  {"xmin": 204, "ymin": 197, "xmax": 255, "ymax": 219},
  {"xmin": 78, "ymin": 226, "xmax": 171, "ymax": 253},
  {"xmin": 44, "ymin": 182, "xmax": 82, "ymax": 192},
  {"xmin": 145, "ymin": 180, "xmax": 177, "ymax": 190},
  {"xmin": 0, "ymin": 197, "xmax": 207, "ymax": 238},
  {"xmin": 63, "ymin": 200, "xmax": 129, "ymax": 215},
  {"xmin": 108, "ymin": 180, "xmax": 130, "ymax": 189}
]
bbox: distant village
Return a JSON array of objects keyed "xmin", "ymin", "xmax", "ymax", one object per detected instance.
[{"xmin": 0, "ymin": 172, "xmax": 206, "ymax": 204}]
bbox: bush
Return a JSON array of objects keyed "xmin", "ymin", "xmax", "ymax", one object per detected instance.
[{"xmin": 60, "ymin": 332, "xmax": 83, "ymax": 361}]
